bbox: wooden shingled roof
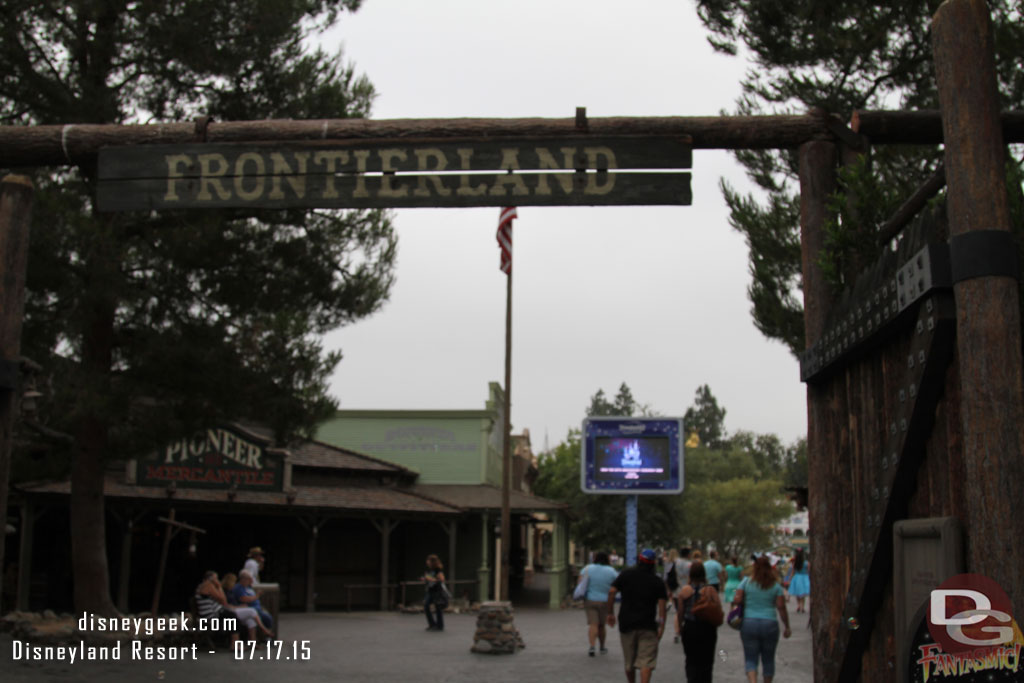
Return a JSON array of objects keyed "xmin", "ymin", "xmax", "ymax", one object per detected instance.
[
  {"xmin": 411, "ymin": 484, "xmax": 566, "ymax": 513},
  {"xmin": 19, "ymin": 476, "xmax": 462, "ymax": 516}
]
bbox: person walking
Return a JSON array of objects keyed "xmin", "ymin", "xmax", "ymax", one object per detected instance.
[
  {"xmin": 606, "ymin": 549, "xmax": 668, "ymax": 683},
  {"xmin": 786, "ymin": 549, "xmax": 810, "ymax": 613},
  {"xmin": 662, "ymin": 549, "xmax": 681, "ymax": 643},
  {"xmin": 422, "ymin": 554, "xmax": 448, "ymax": 632},
  {"xmin": 723, "ymin": 555, "xmax": 744, "ymax": 604},
  {"xmin": 733, "ymin": 555, "xmax": 791, "ymax": 683},
  {"xmin": 677, "ymin": 560, "xmax": 719, "ymax": 683},
  {"xmin": 243, "ymin": 547, "xmax": 265, "ymax": 583},
  {"xmin": 703, "ymin": 550, "xmax": 725, "ymax": 591},
  {"xmin": 580, "ymin": 551, "xmax": 619, "ymax": 656}
]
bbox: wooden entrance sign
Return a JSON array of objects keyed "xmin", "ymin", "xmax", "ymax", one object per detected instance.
[{"xmin": 96, "ymin": 136, "xmax": 692, "ymax": 211}]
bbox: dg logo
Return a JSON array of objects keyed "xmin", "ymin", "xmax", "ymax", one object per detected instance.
[{"xmin": 927, "ymin": 573, "xmax": 1017, "ymax": 653}]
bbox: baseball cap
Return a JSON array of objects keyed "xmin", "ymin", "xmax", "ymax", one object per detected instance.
[{"xmin": 639, "ymin": 548, "xmax": 657, "ymax": 564}]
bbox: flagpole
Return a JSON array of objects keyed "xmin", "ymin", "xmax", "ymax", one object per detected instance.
[{"xmin": 499, "ymin": 231, "xmax": 512, "ymax": 604}]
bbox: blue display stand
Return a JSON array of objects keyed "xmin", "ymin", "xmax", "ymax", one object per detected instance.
[{"xmin": 625, "ymin": 494, "xmax": 638, "ymax": 565}]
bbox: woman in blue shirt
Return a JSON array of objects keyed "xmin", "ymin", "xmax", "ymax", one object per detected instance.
[
  {"xmin": 580, "ymin": 551, "xmax": 619, "ymax": 656},
  {"xmin": 732, "ymin": 555, "xmax": 791, "ymax": 683}
]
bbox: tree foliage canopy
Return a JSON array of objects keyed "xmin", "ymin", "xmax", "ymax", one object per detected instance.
[
  {"xmin": 694, "ymin": 0, "xmax": 1024, "ymax": 353},
  {"xmin": 2, "ymin": 0, "xmax": 394, "ymax": 614},
  {"xmin": 7, "ymin": 0, "xmax": 394, "ymax": 461}
]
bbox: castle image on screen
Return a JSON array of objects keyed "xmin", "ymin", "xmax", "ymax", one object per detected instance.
[{"xmin": 594, "ymin": 436, "xmax": 670, "ymax": 482}]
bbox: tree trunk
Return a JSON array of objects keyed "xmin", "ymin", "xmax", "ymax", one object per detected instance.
[
  {"xmin": 0, "ymin": 175, "xmax": 34, "ymax": 615},
  {"xmin": 70, "ymin": 211, "xmax": 120, "ymax": 617},
  {"xmin": 71, "ymin": 416, "xmax": 118, "ymax": 616}
]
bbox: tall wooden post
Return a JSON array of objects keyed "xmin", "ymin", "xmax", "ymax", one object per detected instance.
[
  {"xmin": 798, "ymin": 139, "xmax": 837, "ymax": 682},
  {"xmin": 933, "ymin": 0, "xmax": 1024, "ymax": 611},
  {"xmin": 0, "ymin": 174, "xmax": 34, "ymax": 615},
  {"xmin": 500, "ymin": 232, "xmax": 513, "ymax": 603}
]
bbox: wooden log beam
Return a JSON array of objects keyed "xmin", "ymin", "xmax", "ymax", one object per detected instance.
[
  {"xmin": 934, "ymin": 0, "xmax": 1024, "ymax": 617},
  {"xmin": 876, "ymin": 165, "xmax": 946, "ymax": 245},
  {"xmin": 3, "ymin": 109, "xmax": 1024, "ymax": 169},
  {"xmin": 0, "ymin": 114, "xmax": 837, "ymax": 168},
  {"xmin": 852, "ymin": 109, "xmax": 1024, "ymax": 144}
]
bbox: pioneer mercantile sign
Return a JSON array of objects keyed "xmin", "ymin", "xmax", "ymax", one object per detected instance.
[{"xmin": 130, "ymin": 424, "xmax": 285, "ymax": 491}]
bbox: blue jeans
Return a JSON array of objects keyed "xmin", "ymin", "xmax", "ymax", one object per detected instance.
[
  {"xmin": 256, "ymin": 608, "xmax": 273, "ymax": 633},
  {"xmin": 740, "ymin": 618, "xmax": 780, "ymax": 676},
  {"xmin": 424, "ymin": 592, "xmax": 445, "ymax": 630}
]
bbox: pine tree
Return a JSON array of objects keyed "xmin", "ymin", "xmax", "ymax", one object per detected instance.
[
  {"xmin": 694, "ymin": 0, "xmax": 1024, "ymax": 354},
  {"xmin": 683, "ymin": 384, "xmax": 727, "ymax": 449},
  {"xmin": 2, "ymin": 0, "xmax": 394, "ymax": 616}
]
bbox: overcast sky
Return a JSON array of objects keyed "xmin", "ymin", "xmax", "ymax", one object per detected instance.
[{"xmin": 316, "ymin": 1, "xmax": 808, "ymax": 450}]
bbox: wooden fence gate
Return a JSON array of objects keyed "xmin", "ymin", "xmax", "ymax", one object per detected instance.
[
  {"xmin": 800, "ymin": 203, "xmax": 965, "ymax": 680},
  {"xmin": 799, "ymin": 4, "xmax": 1024, "ymax": 680}
]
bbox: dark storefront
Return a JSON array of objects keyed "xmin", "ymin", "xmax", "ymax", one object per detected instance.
[{"xmin": 9, "ymin": 423, "xmax": 466, "ymax": 614}]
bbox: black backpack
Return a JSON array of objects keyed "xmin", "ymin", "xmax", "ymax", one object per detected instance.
[{"xmin": 666, "ymin": 563, "xmax": 679, "ymax": 591}]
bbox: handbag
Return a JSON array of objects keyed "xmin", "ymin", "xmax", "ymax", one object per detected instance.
[
  {"xmin": 728, "ymin": 577, "xmax": 748, "ymax": 630},
  {"xmin": 727, "ymin": 604, "xmax": 744, "ymax": 630},
  {"xmin": 692, "ymin": 585, "xmax": 724, "ymax": 626},
  {"xmin": 572, "ymin": 569, "xmax": 590, "ymax": 601}
]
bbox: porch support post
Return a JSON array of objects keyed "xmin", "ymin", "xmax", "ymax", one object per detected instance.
[
  {"xmin": 477, "ymin": 512, "xmax": 490, "ymax": 603},
  {"xmin": 548, "ymin": 511, "xmax": 568, "ymax": 609},
  {"xmin": 116, "ymin": 510, "xmax": 141, "ymax": 613},
  {"xmin": 16, "ymin": 498, "xmax": 35, "ymax": 610},
  {"xmin": 298, "ymin": 517, "xmax": 325, "ymax": 613},
  {"xmin": 371, "ymin": 518, "xmax": 398, "ymax": 611},
  {"xmin": 445, "ymin": 519, "xmax": 457, "ymax": 585}
]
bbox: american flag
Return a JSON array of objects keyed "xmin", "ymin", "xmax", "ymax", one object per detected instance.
[{"xmin": 496, "ymin": 206, "xmax": 517, "ymax": 274}]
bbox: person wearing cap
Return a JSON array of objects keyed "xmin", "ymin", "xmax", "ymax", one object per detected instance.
[
  {"xmin": 243, "ymin": 547, "xmax": 265, "ymax": 583},
  {"xmin": 606, "ymin": 549, "xmax": 669, "ymax": 683}
]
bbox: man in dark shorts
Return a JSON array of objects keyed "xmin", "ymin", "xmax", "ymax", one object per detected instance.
[{"xmin": 606, "ymin": 548, "xmax": 668, "ymax": 683}]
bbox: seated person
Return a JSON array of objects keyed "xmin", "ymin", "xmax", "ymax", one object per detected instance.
[
  {"xmin": 229, "ymin": 569, "xmax": 273, "ymax": 632},
  {"xmin": 195, "ymin": 570, "xmax": 273, "ymax": 643}
]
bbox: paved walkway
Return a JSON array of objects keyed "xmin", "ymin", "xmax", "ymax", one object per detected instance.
[{"xmin": 3, "ymin": 604, "xmax": 814, "ymax": 682}]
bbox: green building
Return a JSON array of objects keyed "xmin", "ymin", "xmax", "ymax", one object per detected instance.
[{"xmin": 316, "ymin": 382, "xmax": 569, "ymax": 607}]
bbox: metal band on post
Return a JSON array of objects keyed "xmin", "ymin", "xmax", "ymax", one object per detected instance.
[{"xmin": 949, "ymin": 230, "xmax": 1020, "ymax": 283}]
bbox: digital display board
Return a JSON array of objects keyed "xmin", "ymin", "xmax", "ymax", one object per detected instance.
[{"xmin": 581, "ymin": 417, "xmax": 684, "ymax": 494}]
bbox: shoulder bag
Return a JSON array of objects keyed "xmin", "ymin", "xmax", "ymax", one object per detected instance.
[
  {"xmin": 727, "ymin": 577, "xmax": 747, "ymax": 630},
  {"xmin": 692, "ymin": 584, "xmax": 724, "ymax": 626},
  {"xmin": 572, "ymin": 568, "xmax": 590, "ymax": 601}
]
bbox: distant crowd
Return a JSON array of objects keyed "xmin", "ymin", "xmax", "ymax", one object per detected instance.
[{"xmin": 570, "ymin": 547, "xmax": 810, "ymax": 683}]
